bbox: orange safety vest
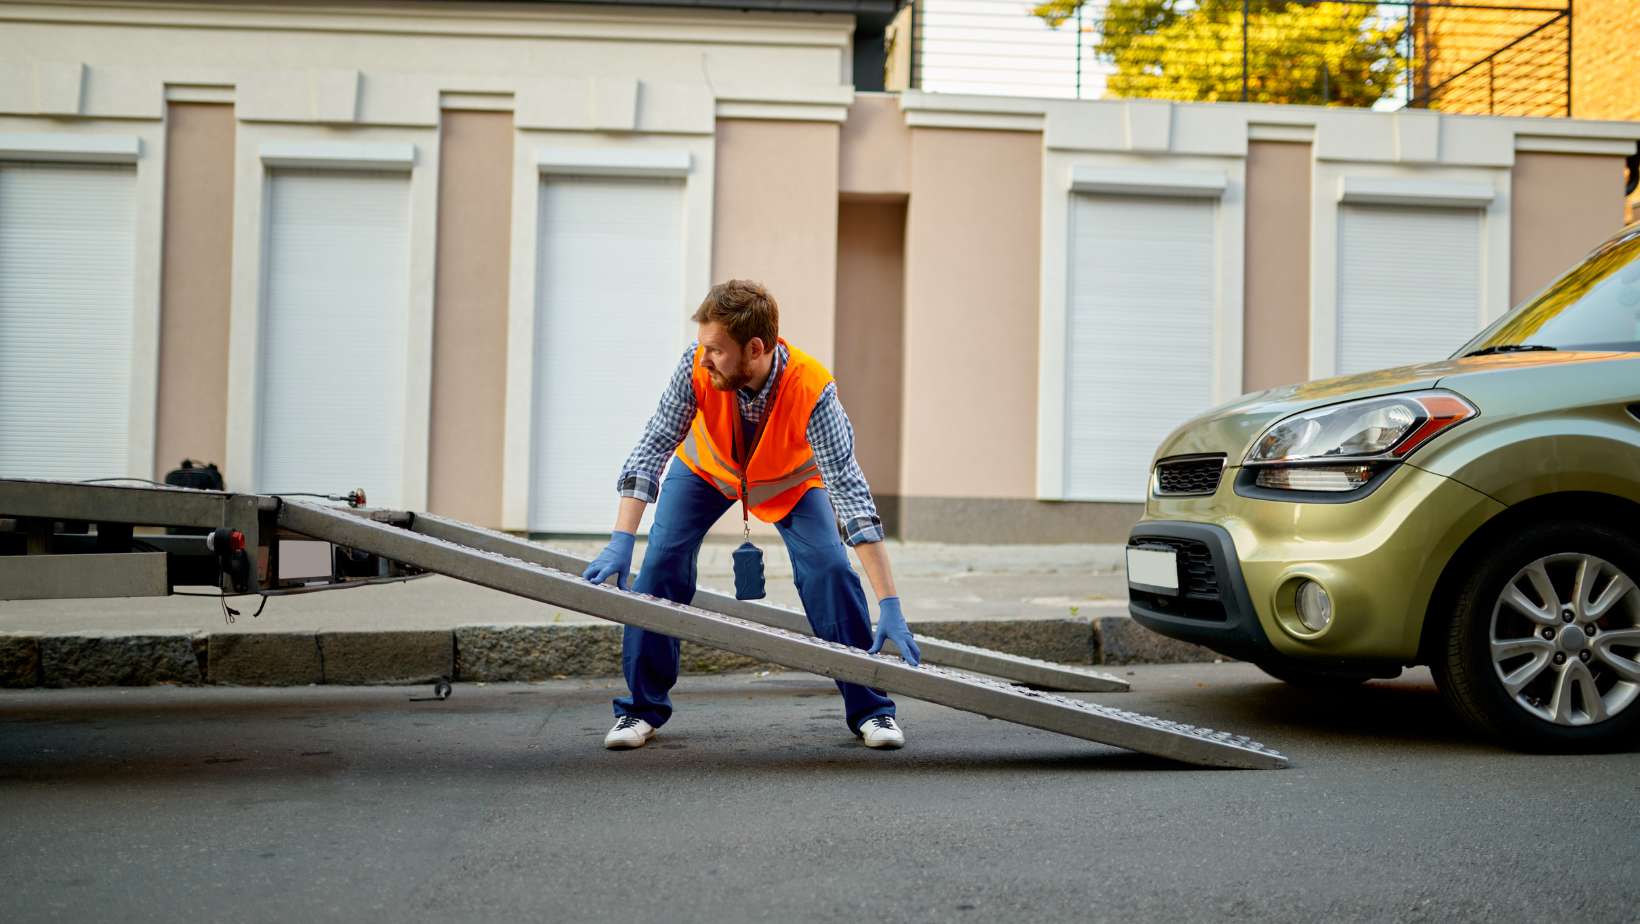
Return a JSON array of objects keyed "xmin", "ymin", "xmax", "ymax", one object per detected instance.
[{"xmin": 675, "ymin": 339, "xmax": 831, "ymax": 523}]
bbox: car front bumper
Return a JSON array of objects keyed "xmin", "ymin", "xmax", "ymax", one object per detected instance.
[{"xmin": 1128, "ymin": 462, "xmax": 1505, "ymax": 664}]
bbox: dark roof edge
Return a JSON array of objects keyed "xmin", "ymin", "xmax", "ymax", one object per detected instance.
[{"xmin": 500, "ymin": 0, "xmax": 904, "ymax": 27}]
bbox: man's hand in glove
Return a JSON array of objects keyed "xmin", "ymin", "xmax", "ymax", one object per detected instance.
[
  {"xmin": 581, "ymin": 530, "xmax": 636, "ymax": 591},
  {"xmin": 866, "ymin": 596, "xmax": 922, "ymax": 666}
]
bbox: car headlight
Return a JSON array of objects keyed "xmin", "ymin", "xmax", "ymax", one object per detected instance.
[{"xmin": 1244, "ymin": 390, "xmax": 1478, "ymax": 492}]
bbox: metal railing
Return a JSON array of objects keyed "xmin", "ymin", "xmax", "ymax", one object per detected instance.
[
  {"xmin": 1411, "ymin": 1, "xmax": 1572, "ymax": 117},
  {"xmin": 911, "ymin": 0, "xmax": 1572, "ymax": 115}
]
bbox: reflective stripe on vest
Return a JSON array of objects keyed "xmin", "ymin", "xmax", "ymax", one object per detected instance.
[
  {"xmin": 745, "ymin": 459, "xmax": 821, "ymax": 508},
  {"xmin": 679, "ymin": 427, "xmax": 820, "ymax": 507},
  {"xmin": 678, "ymin": 425, "xmax": 740, "ymax": 499}
]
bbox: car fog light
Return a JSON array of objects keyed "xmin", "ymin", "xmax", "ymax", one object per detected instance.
[
  {"xmin": 1255, "ymin": 464, "xmax": 1375, "ymax": 492},
  {"xmin": 1295, "ymin": 580, "xmax": 1332, "ymax": 632}
]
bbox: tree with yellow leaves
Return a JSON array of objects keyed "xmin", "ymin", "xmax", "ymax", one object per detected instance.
[{"xmin": 1033, "ymin": 0, "xmax": 1407, "ymax": 107}]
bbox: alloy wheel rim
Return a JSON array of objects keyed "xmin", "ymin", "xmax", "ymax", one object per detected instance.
[{"xmin": 1489, "ymin": 553, "xmax": 1640, "ymax": 726}]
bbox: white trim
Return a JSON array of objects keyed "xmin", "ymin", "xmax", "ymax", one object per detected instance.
[
  {"xmin": 440, "ymin": 91, "xmax": 514, "ymax": 112},
  {"xmin": 1248, "ymin": 123, "xmax": 1314, "ymax": 143},
  {"xmin": 898, "ymin": 91, "xmax": 1048, "ymax": 132},
  {"xmin": 503, "ymin": 137, "xmax": 537, "ymax": 532},
  {"xmin": 1037, "ymin": 152, "xmax": 1245, "ymax": 500},
  {"xmin": 1333, "ymin": 205, "xmax": 1486, "ymax": 376},
  {"xmin": 403, "ymin": 138, "xmax": 440, "ymax": 511},
  {"xmin": 164, "ymin": 84, "xmax": 234, "ymax": 104},
  {"xmin": 226, "ymin": 123, "xmax": 438, "ymax": 506},
  {"xmin": 536, "ymin": 147, "xmax": 691, "ymax": 178},
  {"xmin": 903, "ymin": 110, "xmax": 1045, "ymax": 132},
  {"xmin": 707, "ymin": 80, "xmax": 854, "ymax": 122},
  {"xmin": 1309, "ymin": 163, "xmax": 1510, "ymax": 380},
  {"xmin": 1337, "ymin": 175, "xmax": 1495, "ymax": 209},
  {"xmin": 1514, "ymin": 135, "xmax": 1638, "ymax": 156},
  {"xmin": 0, "ymin": 127, "xmax": 164, "ymax": 475},
  {"xmin": 0, "ymin": 153, "xmax": 160, "ymax": 481},
  {"xmin": 1502, "ymin": 119, "xmax": 1640, "ymax": 142},
  {"xmin": 1069, "ymin": 166, "xmax": 1227, "ymax": 198},
  {"xmin": 502, "ymin": 132, "xmax": 716, "ymax": 530},
  {"xmin": 902, "ymin": 93, "xmax": 1640, "ymax": 163},
  {"xmin": 0, "ymin": 132, "xmax": 140, "ymax": 163},
  {"xmin": 898, "ymin": 91, "xmax": 1047, "ymax": 116},
  {"xmin": 715, "ymin": 101, "xmax": 850, "ymax": 123},
  {"xmin": 130, "ymin": 125, "xmax": 165, "ymax": 480},
  {"xmin": 259, "ymin": 141, "xmax": 416, "ymax": 171},
  {"xmin": 524, "ymin": 176, "xmax": 689, "ymax": 531}
]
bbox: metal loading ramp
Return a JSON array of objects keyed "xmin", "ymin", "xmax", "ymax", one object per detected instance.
[
  {"xmin": 378, "ymin": 509, "xmax": 1131, "ymax": 694},
  {"xmin": 283, "ymin": 501, "xmax": 1289, "ymax": 770}
]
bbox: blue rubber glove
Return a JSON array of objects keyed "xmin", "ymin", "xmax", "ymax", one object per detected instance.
[
  {"xmin": 581, "ymin": 530, "xmax": 636, "ymax": 591},
  {"xmin": 867, "ymin": 596, "xmax": 922, "ymax": 666}
]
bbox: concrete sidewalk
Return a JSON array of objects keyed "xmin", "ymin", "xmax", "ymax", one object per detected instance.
[{"xmin": 0, "ymin": 538, "xmax": 1217, "ymax": 687}]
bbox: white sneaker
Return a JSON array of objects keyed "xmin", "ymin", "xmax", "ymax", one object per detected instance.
[
  {"xmin": 859, "ymin": 715, "xmax": 905, "ymax": 749},
  {"xmin": 604, "ymin": 715, "xmax": 656, "ymax": 749}
]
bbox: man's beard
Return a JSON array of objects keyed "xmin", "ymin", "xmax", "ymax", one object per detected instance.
[{"xmin": 706, "ymin": 367, "xmax": 751, "ymax": 391}]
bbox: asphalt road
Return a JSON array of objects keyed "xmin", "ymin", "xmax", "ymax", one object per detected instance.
[{"xmin": 2, "ymin": 663, "xmax": 1637, "ymax": 923}]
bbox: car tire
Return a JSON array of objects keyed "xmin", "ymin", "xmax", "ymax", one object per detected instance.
[
  {"xmin": 1255, "ymin": 660, "xmax": 1375, "ymax": 690},
  {"xmin": 1433, "ymin": 519, "xmax": 1640, "ymax": 752}
]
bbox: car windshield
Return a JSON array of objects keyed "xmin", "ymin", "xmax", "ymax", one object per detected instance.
[{"xmin": 1456, "ymin": 225, "xmax": 1640, "ymax": 357}]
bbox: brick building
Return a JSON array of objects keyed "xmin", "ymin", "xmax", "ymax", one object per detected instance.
[
  {"xmin": 1417, "ymin": 0, "xmax": 1637, "ymax": 217},
  {"xmin": 1571, "ymin": 0, "xmax": 1640, "ymax": 122}
]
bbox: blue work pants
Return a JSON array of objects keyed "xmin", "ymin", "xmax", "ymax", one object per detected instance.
[{"xmin": 614, "ymin": 458, "xmax": 895, "ymax": 733}]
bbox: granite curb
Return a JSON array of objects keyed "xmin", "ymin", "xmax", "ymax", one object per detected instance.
[{"xmin": 0, "ymin": 617, "xmax": 1219, "ymax": 688}]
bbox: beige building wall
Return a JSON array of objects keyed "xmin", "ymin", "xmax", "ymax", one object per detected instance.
[
  {"xmin": 428, "ymin": 109, "xmax": 513, "ymax": 526},
  {"xmin": 1510, "ymin": 152, "xmax": 1628, "ymax": 305},
  {"xmin": 711, "ymin": 119, "xmax": 842, "ymax": 367},
  {"xmin": 840, "ymin": 94, "xmax": 910, "ymax": 197},
  {"xmin": 1242, "ymin": 140, "xmax": 1312, "ymax": 395},
  {"xmin": 153, "ymin": 102, "xmax": 234, "ymax": 476},
  {"xmin": 705, "ymin": 118, "xmax": 843, "ymax": 541},
  {"xmin": 834, "ymin": 199, "xmax": 907, "ymax": 507},
  {"xmin": 902, "ymin": 127, "xmax": 1039, "ymax": 501},
  {"xmin": 896, "ymin": 126, "xmax": 1133, "ymax": 542},
  {"xmin": 833, "ymin": 96, "xmax": 912, "ymax": 526}
]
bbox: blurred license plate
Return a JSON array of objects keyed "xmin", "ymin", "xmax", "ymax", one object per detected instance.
[{"xmin": 1126, "ymin": 546, "xmax": 1179, "ymax": 594}]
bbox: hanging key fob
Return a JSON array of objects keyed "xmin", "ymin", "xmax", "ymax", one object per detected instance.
[{"xmin": 733, "ymin": 541, "xmax": 766, "ymax": 600}]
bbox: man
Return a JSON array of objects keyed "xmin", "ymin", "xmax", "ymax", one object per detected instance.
[{"xmin": 581, "ymin": 279, "xmax": 921, "ymax": 751}]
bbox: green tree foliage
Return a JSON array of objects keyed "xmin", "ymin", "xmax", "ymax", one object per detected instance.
[{"xmin": 1031, "ymin": 0, "xmax": 1407, "ymax": 107}]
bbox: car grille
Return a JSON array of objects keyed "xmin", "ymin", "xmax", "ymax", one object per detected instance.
[
  {"xmin": 1153, "ymin": 456, "xmax": 1226, "ymax": 496},
  {"xmin": 1129, "ymin": 535, "xmax": 1226, "ymax": 622}
]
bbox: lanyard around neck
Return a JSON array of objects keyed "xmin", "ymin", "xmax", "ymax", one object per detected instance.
[{"xmin": 730, "ymin": 365, "xmax": 778, "ymax": 539}]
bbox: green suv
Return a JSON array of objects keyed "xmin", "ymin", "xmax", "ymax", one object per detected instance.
[{"xmin": 1127, "ymin": 222, "xmax": 1640, "ymax": 750}]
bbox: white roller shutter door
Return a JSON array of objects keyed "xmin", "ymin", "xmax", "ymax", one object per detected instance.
[
  {"xmin": 0, "ymin": 163, "xmax": 137, "ymax": 481},
  {"xmin": 1065, "ymin": 194, "xmax": 1216, "ymax": 501},
  {"xmin": 530, "ymin": 175, "xmax": 685, "ymax": 533},
  {"xmin": 1337, "ymin": 204, "xmax": 1482, "ymax": 375},
  {"xmin": 257, "ymin": 169, "xmax": 410, "ymax": 507}
]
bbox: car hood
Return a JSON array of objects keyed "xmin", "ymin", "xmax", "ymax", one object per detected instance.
[{"xmin": 1152, "ymin": 351, "xmax": 1627, "ymax": 463}]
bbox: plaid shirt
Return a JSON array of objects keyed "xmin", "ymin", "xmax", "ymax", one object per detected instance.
[{"xmin": 617, "ymin": 343, "xmax": 886, "ymax": 546}]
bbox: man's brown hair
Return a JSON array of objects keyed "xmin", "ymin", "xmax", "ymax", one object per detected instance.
[{"xmin": 692, "ymin": 279, "xmax": 779, "ymax": 350}]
